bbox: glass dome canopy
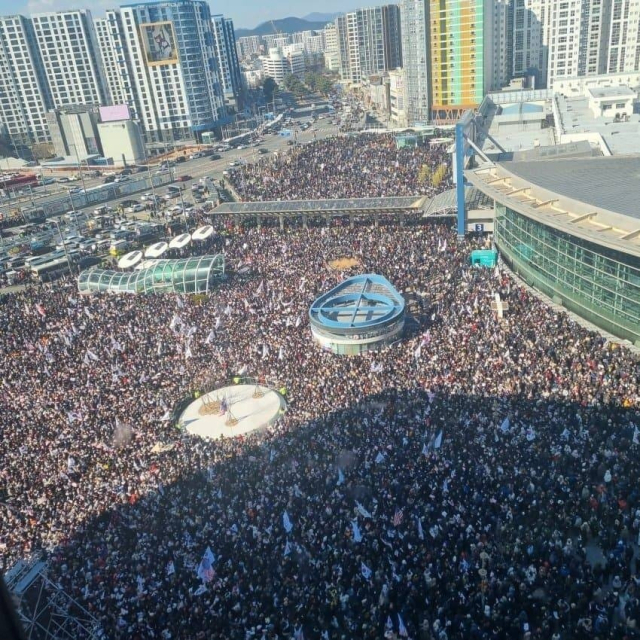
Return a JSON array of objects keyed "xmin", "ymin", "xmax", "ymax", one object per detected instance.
[{"xmin": 78, "ymin": 254, "xmax": 225, "ymax": 295}]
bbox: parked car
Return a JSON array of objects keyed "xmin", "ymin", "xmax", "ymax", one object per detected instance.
[
  {"xmin": 57, "ymin": 177, "xmax": 70, "ymax": 183},
  {"xmin": 209, "ymin": 154, "xmax": 222, "ymax": 160},
  {"xmin": 176, "ymin": 175, "xmax": 192, "ymax": 182},
  {"xmin": 104, "ymin": 175, "xmax": 116, "ymax": 183},
  {"xmin": 175, "ymin": 156, "xmax": 187, "ymax": 164},
  {"xmin": 125, "ymin": 204, "xmax": 145, "ymax": 213}
]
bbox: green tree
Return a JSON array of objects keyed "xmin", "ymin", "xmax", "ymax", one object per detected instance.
[
  {"xmin": 263, "ymin": 76, "xmax": 278, "ymax": 103},
  {"xmin": 418, "ymin": 164, "xmax": 432, "ymax": 185}
]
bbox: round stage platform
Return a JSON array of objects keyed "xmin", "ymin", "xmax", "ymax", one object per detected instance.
[{"xmin": 178, "ymin": 384, "xmax": 285, "ymax": 440}]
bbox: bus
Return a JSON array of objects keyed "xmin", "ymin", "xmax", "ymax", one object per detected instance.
[{"xmin": 31, "ymin": 257, "xmax": 71, "ymax": 282}]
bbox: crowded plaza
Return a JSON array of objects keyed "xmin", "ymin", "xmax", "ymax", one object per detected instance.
[
  {"xmin": 228, "ymin": 134, "xmax": 452, "ymax": 201},
  {"xmin": 0, "ymin": 134, "xmax": 639, "ymax": 640}
]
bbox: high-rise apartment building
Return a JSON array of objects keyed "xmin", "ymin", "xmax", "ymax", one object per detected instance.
[
  {"xmin": 31, "ymin": 10, "xmax": 109, "ymax": 107},
  {"xmin": 236, "ymin": 35, "xmax": 263, "ymax": 60},
  {"xmin": 607, "ymin": 0, "xmax": 640, "ymax": 73},
  {"xmin": 399, "ymin": 0, "xmax": 430, "ymax": 125},
  {"xmin": 94, "ymin": 10, "xmax": 140, "ymax": 118},
  {"xmin": 0, "ymin": 15, "xmax": 52, "ymax": 145},
  {"xmin": 115, "ymin": 0, "xmax": 226, "ymax": 142},
  {"xmin": 212, "ymin": 15, "xmax": 244, "ymax": 106},
  {"xmin": 429, "ymin": 0, "xmax": 495, "ymax": 122},
  {"xmin": 335, "ymin": 5, "xmax": 402, "ymax": 84},
  {"xmin": 511, "ymin": 0, "xmax": 548, "ymax": 86}
]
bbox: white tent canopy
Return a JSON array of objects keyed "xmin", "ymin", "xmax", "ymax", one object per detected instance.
[
  {"xmin": 169, "ymin": 233, "xmax": 192, "ymax": 249},
  {"xmin": 145, "ymin": 241, "xmax": 169, "ymax": 258},
  {"xmin": 117, "ymin": 250, "xmax": 143, "ymax": 269},
  {"xmin": 192, "ymin": 225, "xmax": 214, "ymax": 241}
]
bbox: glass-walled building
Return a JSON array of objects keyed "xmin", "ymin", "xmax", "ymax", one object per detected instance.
[
  {"xmin": 466, "ymin": 156, "xmax": 640, "ymax": 346},
  {"xmin": 495, "ymin": 205, "xmax": 640, "ymax": 344},
  {"xmin": 78, "ymin": 255, "xmax": 225, "ymax": 294}
]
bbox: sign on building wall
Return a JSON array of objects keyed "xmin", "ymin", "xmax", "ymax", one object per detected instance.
[{"xmin": 140, "ymin": 22, "xmax": 178, "ymax": 66}]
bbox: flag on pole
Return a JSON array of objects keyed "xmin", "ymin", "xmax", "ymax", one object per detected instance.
[
  {"xmin": 417, "ymin": 516, "xmax": 424, "ymax": 540},
  {"xmin": 337, "ymin": 468, "xmax": 345, "ymax": 486},
  {"xmin": 194, "ymin": 584, "xmax": 207, "ymax": 596},
  {"xmin": 355, "ymin": 501, "xmax": 372, "ymax": 518},
  {"xmin": 35, "ymin": 303, "xmax": 46, "ymax": 317},
  {"xmin": 393, "ymin": 508, "xmax": 404, "ymax": 527},
  {"xmin": 283, "ymin": 511, "xmax": 293, "ymax": 533},
  {"xmin": 284, "ymin": 539, "xmax": 292, "ymax": 557},
  {"xmin": 205, "ymin": 330, "xmax": 215, "ymax": 345},
  {"xmin": 413, "ymin": 343, "xmax": 422, "ymax": 361},
  {"xmin": 278, "ymin": 346, "xmax": 284, "ymax": 360},
  {"xmin": 633, "ymin": 426, "xmax": 639, "ymax": 445},
  {"xmin": 386, "ymin": 616, "xmax": 393, "ymax": 631},
  {"xmin": 525, "ymin": 427, "xmax": 536, "ymax": 441},
  {"xmin": 176, "ymin": 296, "xmax": 184, "ymax": 309},
  {"xmin": 500, "ymin": 417, "xmax": 510, "ymax": 433},
  {"xmin": 361, "ymin": 562, "xmax": 372, "ymax": 580},
  {"xmin": 294, "ymin": 625, "xmax": 304, "ymax": 640},
  {"xmin": 84, "ymin": 307, "xmax": 93, "ymax": 319},
  {"xmin": 398, "ymin": 613, "xmax": 408, "ymax": 637},
  {"xmin": 166, "ymin": 560, "xmax": 175, "ymax": 576},
  {"xmin": 433, "ymin": 430, "xmax": 443, "ymax": 449},
  {"xmin": 351, "ymin": 519, "xmax": 362, "ymax": 543},
  {"xmin": 196, "ymin": 547, "xmax": 215, "ymax": 582},
  {"xmin": 375, "ymin": 452, "xmax": 385, "ymax": 464},
  {"xmin": 421, "ymin": 442, "xmax": 430, "ymax": 457}
]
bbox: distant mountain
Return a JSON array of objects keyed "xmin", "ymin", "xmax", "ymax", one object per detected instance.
[
  {"xmin": 302, "ymin": 12, "xmax": 343, "ymax": 22},
  {"xmin": 235, "ymin": 17, "xmax": 332, "ymax": 39}
]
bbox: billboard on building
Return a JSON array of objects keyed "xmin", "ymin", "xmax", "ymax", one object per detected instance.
[
  {"xmin": 140, "ymin": 21, "xmax": 178, "ymax": 66},
  {"xmin": 99, "ymin": 105, "xmax": 131, "ymax": 123}
]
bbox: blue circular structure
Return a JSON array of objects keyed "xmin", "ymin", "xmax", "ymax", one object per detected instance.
[{"xmin": 309, "ymin": 274, "xmax": 406, "ymax": 355}]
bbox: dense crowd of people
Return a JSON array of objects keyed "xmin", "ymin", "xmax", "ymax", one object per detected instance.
[
  {"xmin": 228, "ymin": 134, "xmax": 451, "ymax": 201},
  {"xmin": 0, "ymin": 136, "xmax": 639, "ymax": 640}
]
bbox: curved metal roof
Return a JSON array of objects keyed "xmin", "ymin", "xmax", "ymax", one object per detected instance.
[{"xmin": 309, "ymin": 274, "xmax": 405, "ymax": 334}]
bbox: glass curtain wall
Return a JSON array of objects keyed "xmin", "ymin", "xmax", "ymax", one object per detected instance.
[{"xmin": 495, "ymin": 204, "xmax": 640, "ymax": 344}]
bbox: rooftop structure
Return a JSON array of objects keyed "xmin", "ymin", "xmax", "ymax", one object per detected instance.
[
  {"xmin": 309, "ymin": 274, "xmax": 406, "ymax": 355},
  {"xmin": 78, "ymin": 255, "xmax": 225, "ymax": 294}
]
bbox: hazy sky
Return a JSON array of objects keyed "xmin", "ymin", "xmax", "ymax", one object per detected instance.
[{"xmin": 6, "ymin": 0, "xmax": 348, "ymax": 28}]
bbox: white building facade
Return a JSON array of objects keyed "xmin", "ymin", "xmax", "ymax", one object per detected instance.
[
  {"xmin": 116, "ymin": 0, "xmax": 227, "ymax": 142},
  {"xmin": 399, "ymin": 0, "xmax": 430, "ymax": 124},
  {"xmin": 0, "ymin": 15, "xmax": 52, "ymax": 145},
  {"xmin": 31, "ymin": 10, "xmax": 109, "ymax": 107}
]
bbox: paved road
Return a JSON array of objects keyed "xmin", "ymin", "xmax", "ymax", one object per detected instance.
[{"xmin": 3, "ymin": 110, "xmax": 339, "ymax": 228}]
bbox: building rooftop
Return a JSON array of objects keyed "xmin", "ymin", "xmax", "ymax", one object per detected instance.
[
  {"xmin": 587, "ymin": 86, "xmax": 636, "ymax": 99},
  {"xmin": 465, "ymin": 156, "xmax": 640, "ymax": 258}
]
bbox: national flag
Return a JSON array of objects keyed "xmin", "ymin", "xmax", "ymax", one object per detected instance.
[
  {"xmin": 278, "ymin": 346, "xmax": 284, "ymax": 360},
  {"xmin": 351, "ymin": 519, "xmax": 362, "ymax": 543},
  {"xmin": 169, "ymin": 314, "xmax": 180, "ymax": 330},
  {"xmin": 86, "ymin": 349, "xmax": 99, "ymax": 361},
  {"xmin": 35, "ymin": 303, "xmax": 47, "ymax": 317},
  {"xmin": 337, "ymin": 468, "xmax": 345, "ymax": 486},
  {"xmin": 196, "ymin": 547, "xmax": 215, "ymax": 582},
  {"xmin": 284, "ymin": 539, "xmax": 292, "ymax": 557},
  {"xmin": 204, "ymin": 329, "xmax": 215, "ymax": 345},
  {"xmin": 294, "ymin": 625, "xmax": 304, "ymax": 640},
  {"xmin": 393, "ymin": 508, "xmax": 404, "ymax": 527},
  {"xmin": 160, "ymin": 410, "xmax": 172, "ymax": 422},
  {"xmin": 166, "ymin": 560, "xmax": 175, "ymax": 576},
  {"xmin": 633, "ymin": 426, "xmax": 639, "ymax": 445},
  {"xmin": 194, "ymin": 584, "xmax": 207, "ymax": 596},
  {"xmin": 176, "ymin": 296, "xmax": 184, "ymax": 309},
  {"xmin": 224, "ymin": 304, "xmax": 231, "ymax": 316},
  {"xmin": 84, "ymin": 307, "xmax": 93, "ymax": 319},
  {"xmin": 525, "ymin": 427, "xmax": 536, "ymax": 441},
  {"xmin": 375, "ymin": 451, "xmax": 385, "ymax": 464},
  {"xmin": 421, "ymin": 442, "xmax": 430, "ymax": 457},
  {"xmin": 136, "ymin": 575, "xmax": 144, "ymax": 594},
  {"xmin": 295, "ymin": 316, "xmax": 302, "ymax": 328},
  {"xmin": 398, "ymin": 613, "xmax": 408, "ymax": 637},
  {"xmin": 561, "ymin": 428, "xmax": 570, "ymax": 440},
  {"xmin": 184, "ymin": 344, "xmax": 193, "ymax": 359},
  {"xmin": 386, "ymin": 616, "xmax": 393, "ymax": 631},
  {"xmin": 417, "ymin": 516, "xmax": 424, "ymax": 540},
  {"xmin": 283, "ymin": 511, "xmax": 293, "ymax": 533},
  {"xmin": 67, "ymin": 456, "xmax": 76, "ymax": 472},
  {"xmin": 361, "ymin": 562, "xmax": 372, "ymax": 580},
  {"xmin": 433, "ymin": 430, "xmax": 443, "ymax": 449},
  {"xmin": 500, "ymin": 417, "xmax": 510, "ymax": 433},
  {"xmin": 355, "ymin": 501, "xmax": 372, "ymax": 518},
  {"xmin": 413, "ymin": 343, "xmax": 422, "ymax": 361},
  {"xmin": 262, "ymin": 344, "xmax": 269, "ymax": 359}
]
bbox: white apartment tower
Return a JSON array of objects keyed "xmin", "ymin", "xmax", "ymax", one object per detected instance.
[
  {"xmin": 94, "ymin": 10, "xmax": 142, "ymax": 120},
  {"xmin": 0, "ymin": 15, "xmax": 52, "ymax": 145},
  {"xmin": 212, "ymin": 15, "xmax": 243, "ymax": 104},
  {"xmin": 31, "ymin": 10, "xmax": 109, "ymax": 107},
  {"xmin": 335, "ymin": 6, "xmax": 402, "ymax": 84},
  {"xmin": 607, "ymin": 0, "xmax": 640, "ymax": 73},
  {"xmin": 117, "ymin": 0, "xmax": 226, "ymax": 142},
  {"xmin": 491, "ymin": 0, "xmax": 513, "ymax": 90},
  {"xmin": 399, "ymin": 0, "xmax": 430, "ymax": 125}
]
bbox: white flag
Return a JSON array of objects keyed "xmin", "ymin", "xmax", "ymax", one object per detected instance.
[
  {"xmin": 560, "ymin": 428, "xmax": 570, "ymax": 440},
  {"xmin": 185, "ymin": 344, "xmax": 193, "ymax": 360},
  {"xmin": 433, "ymin": 430, "xmax": 443, "ymax": 449},
  {"xmin": 337, "ymin": 468, "xmax": 345, "ymax": 486},
  {"xmin": 84, "ymin": 307, "xmax": 93, "ymax": 319},
  {"xmin": 160, "ymin": 410, "xmax": 172, "ymax": 422},
  {"xmin": 284, "ymin": 539, "xmax": 292, "ymax": 557},
  {"xmin": 413, "ymin": 343, "xmax": 422, "ymax": 361},
  {"xmin": 196, "ymin": 547, "xmax": 215, "ymax": 582},
  {"xmin": 417, "ymin": 516, "xmax": 424, "ymax": 541},
  {"xmin": 361, "ymin": 562, "xmax": 372, "ymax": 580},
  {"xmin": 375, "ymin": 452, "xmax": 385, "ymax": 464},
  {"xmin": 351, "ymin": 519, "xmax": 362, "ymax": 543},
  {"xmin": 398, "ymin": 613, "xmax": 408, "ymax": 637},
  {"xmin": 500, "ymin": 417, "xmax": 510, "ymax": 433},
  {"xmin": 262, "ymin": 344, "xmax": 269, "ymax": 359},
  {"xmin": 86, "ymin": 349, "xmax": 99, "ymax": 361},
  {"xmin": 166, "ymin": 561, "xmax": 175, "ymax": 576},
  {"xmin": 169, "ymin": 314, "xmax": 180, "ymax": 330},
  {"xmin": 204, "ymin": 330, "xmax": 215, "ymax": 345},
  {"xmin": 176, "ymin": 296, "xmax": 184, "ymax": 309},
  {"xmin": 278, "ymin": 346, "xmax": 284, "ymax": 360},
  {"xmin": 283, "ymin": 511, "xmax": 293, "ymax": 533},
  {"xmin": 525, "ymin": 427, "xmax": 536, "ymax": 441},
  {"xmin": 355, "ymin": 501, "xmax": 372, "ymax": 519},
  {"xmin": 421, "ymin": 442, "xmax": 430, "ymax": 457}
]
